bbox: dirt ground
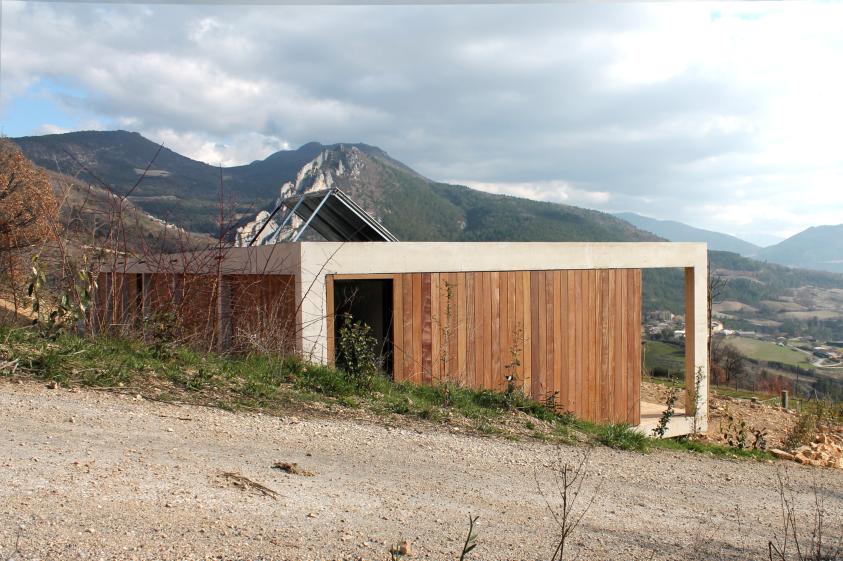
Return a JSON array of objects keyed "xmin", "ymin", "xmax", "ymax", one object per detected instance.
[
  {"xmin": 640, "ymin": 381, "xmax": 798, "ymax": 450},
  {"xmin": 2, "ymin": 380, "xmax": 842, "ymax": 561}
]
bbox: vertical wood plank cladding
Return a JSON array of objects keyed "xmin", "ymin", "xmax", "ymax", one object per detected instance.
[
  {"xmin": 584, "ymin": 270, "xmax": 595, "ymax": 420},
  {"xmin": 484, "ymin": 272, "xmax": 494, "ymax": 389},
  {"xmin": 421, "ymin": 274, "xmax": 433, "ymax": 384},
  {"xmin": 614, "ymin": 269, "xmax": 626, "ymax": 423},
  {"xmin": 448, "ymin": 273, "xmax": 459, "ymax": 381},
  {"xmin": 506, "ymin": 272, "xmax": 516, "ymax": 388},
  {"xmin": 513, "ymin": 272, "xmax": 523, "ymax": 390},
  {"xmin": 411, "ymin": 273, "xmax": 422, "ymax": 382},
  {"xmin": 500, "ymin": 272, "xmax": 510, "ymax": 389},
  {"xmin": 475, "ymin": 272, "xmax": 485, "ymax": 390},
  {"xmin": 591, "ymin": 270, "xmax": 600, "ymax": 422},
  {"xmin": 490, "ymin": 272, "xmax": 501, "ymax": 390},
  {"xmin": 457, "ymin": 273, "xmax": 467, "ymax": 385},
  {"xmin": 543, "ymin": 271, "xmax": 554, "ymax": 403},
  {"xmin": 569, "ymin": 271, "xmax": 584, "ymax": 415},
  {"xmin": 620, "ymin": 270, "xmax": 629, "ymax": 419},
  {"xmin": 439, "ymin": 272, "xmax": 449, "ymax": 382},
  {"xmin": 530, "ymin": 271, "xmax": 541, "ymax": 400},
  {"xmin": 116, "ymin": 268, "xmax": 644, "ymax": 423},
  {"xmin": 385, "ymin": 267, "xmax": 642, "ymax": 424},
  {"xmin": 430, "ymin": 273, "xmax": 441, "ymax": 383},
  {"xmin": 566, "ymin": 271, "xmax": 577, "ymax": 414},
  {"xmin": 466, "ymin": 273, "xmax": 476, "ymax": 387},
  {"xmin": 599, "ymin": 270, "xmax": 610, "ymax": 423},
  {"xmin": 404, "ymin": 273, "xmax": 415, "ymax": 381},
  {"xmin": 521, "ymin": 271, "xmax": 532, "ymax": 395},
  {"xmin": 393, "ymin": 275, "xmax": 404, "ymax": 381},
  {"xmin": 606, "ymin": 270, "xmax": 616, "ymax": 422},
  {"xmin": 553, "ymin": 271, "xmax": 564, "ymax": 409}
]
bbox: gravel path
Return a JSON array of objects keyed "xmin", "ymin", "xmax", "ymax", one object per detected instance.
[{"xmin": 1, "ymin": 380, "xmax": 841, "ymax": 561}]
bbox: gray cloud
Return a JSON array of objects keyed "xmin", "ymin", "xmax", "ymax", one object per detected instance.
[{"xmin": 3, "ymin": 2, "xmax": 843, "ymax": 243}]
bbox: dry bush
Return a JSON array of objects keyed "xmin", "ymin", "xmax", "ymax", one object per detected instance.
[
  {"xmin": 0, "ymin": 140, "xmax": 59, "ymax": 312},
  {"xmin": 769, "ymin": 469, "xmax": 841, "ymax": 561},
  {"xmin": 536, "ymin": 447, "xmax": 601, "ymax": 561},
  {"xmin": 0, "ymin": 140, "xmax": 58, "ymax": 254}
]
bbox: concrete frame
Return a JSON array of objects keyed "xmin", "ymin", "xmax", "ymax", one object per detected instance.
[{"xmin": 110, "ymin": 241, "xmax": 709, "ymax": 434}]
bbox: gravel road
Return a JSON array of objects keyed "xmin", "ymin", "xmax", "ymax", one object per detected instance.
[{"xmin": 1, "ymin": 380, "xmax": 841, "ymax": 561}]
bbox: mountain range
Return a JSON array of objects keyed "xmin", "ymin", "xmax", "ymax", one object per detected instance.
[
  {"xmin": 11, "ymin": 130, "xmax": 843, "ymax": 318},
  {"xmin": 614, "ymin": 212, "xmax": 761, "ymax": 256},
  {"xmin": 13, "ymin": 130, "xmax": 656, "ymax": 244},
  {"xmin": 616, "ymin": 212, "xmax": 843, "ymax": 274}
]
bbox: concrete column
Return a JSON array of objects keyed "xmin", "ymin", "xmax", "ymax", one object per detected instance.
[{"xmin": 684, "ymin": 265, "xmax": 709, "ymax": 433}]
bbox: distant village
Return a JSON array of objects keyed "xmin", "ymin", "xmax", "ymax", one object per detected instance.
[{"xmin": 644, "ymin": 310, "xmax": 843, "ymax": 365}]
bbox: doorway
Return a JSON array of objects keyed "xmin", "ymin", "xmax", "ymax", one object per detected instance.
[{"xmin": 332, "ymin": 278, "xmax": 394, "ymax": 377}]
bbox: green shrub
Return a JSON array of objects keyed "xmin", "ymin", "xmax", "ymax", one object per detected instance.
[
  {"xmin": 597, "ymin": 423, "xmax": 650, "ymax": 451},
  {"xmin": 336, "ymin": 315, "xmax": 380, "ymax": 389},
  {"xmin": 651, "ymin": 387, "xmax": 677, "ymax": 438}
]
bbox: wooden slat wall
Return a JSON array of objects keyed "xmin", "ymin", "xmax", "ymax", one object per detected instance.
[
  {"xmin": 390, "ymin": 268, "xmax": 642, "ymax": 424},
  {"xmin": 96, "ymin": 272, "xmax": 296, "ymax": 352}
]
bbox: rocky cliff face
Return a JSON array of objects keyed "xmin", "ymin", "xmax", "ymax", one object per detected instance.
[{"xmin": 235, "ymin": 145, "xmax": 384, "ymax": 244}]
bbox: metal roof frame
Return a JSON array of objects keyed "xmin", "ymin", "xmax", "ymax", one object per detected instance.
[{"xmin": 249, "ymin": 187, "xmax": 398, "ymax": 245}]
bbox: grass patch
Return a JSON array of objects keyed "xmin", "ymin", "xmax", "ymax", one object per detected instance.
[
  {"xmin": 644, "ymin": 340, "xmax": 686, "ymax": 377},
  {"xmin": 0, "ymin": 327, "xmax": 776, "ymax": 460},
  {"xmin": 0, "ymin": 326, "xmax": 565, "ymax": 428},
  {"xmin": 596, "ymin": 423, "xmax": 650, "ymax": 452},
  {"xmin": 729, "ymin": 336, "xmax": 813, "ymax": 369}
]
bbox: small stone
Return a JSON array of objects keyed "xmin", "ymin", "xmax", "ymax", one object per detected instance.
[{"xmin": 390, "ymin": 540, "xmax": 412, "ymax": 557}]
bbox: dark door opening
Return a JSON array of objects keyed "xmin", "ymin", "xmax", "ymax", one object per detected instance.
[{"xmin": 333, "ymin": 279, "xmax": 394, "ymax": 377}]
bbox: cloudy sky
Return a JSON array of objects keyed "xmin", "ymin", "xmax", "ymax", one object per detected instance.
[{"xmin": 3, "ymin": 1, "xmax": 843, "ymax": 246}]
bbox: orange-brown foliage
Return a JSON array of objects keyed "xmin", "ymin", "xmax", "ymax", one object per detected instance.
[{"xmin": 0, "ymin": 140, "xmax": 58, "ymax": 252}]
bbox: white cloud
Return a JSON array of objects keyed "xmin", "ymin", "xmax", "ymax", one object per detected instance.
[
  {"xmin": 3, "ymin": 1, "xmax": 843, "ymax": 238},
  {"xmin": 456, "ymin": 180, "xmax": 612, "ymax": 207}
]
